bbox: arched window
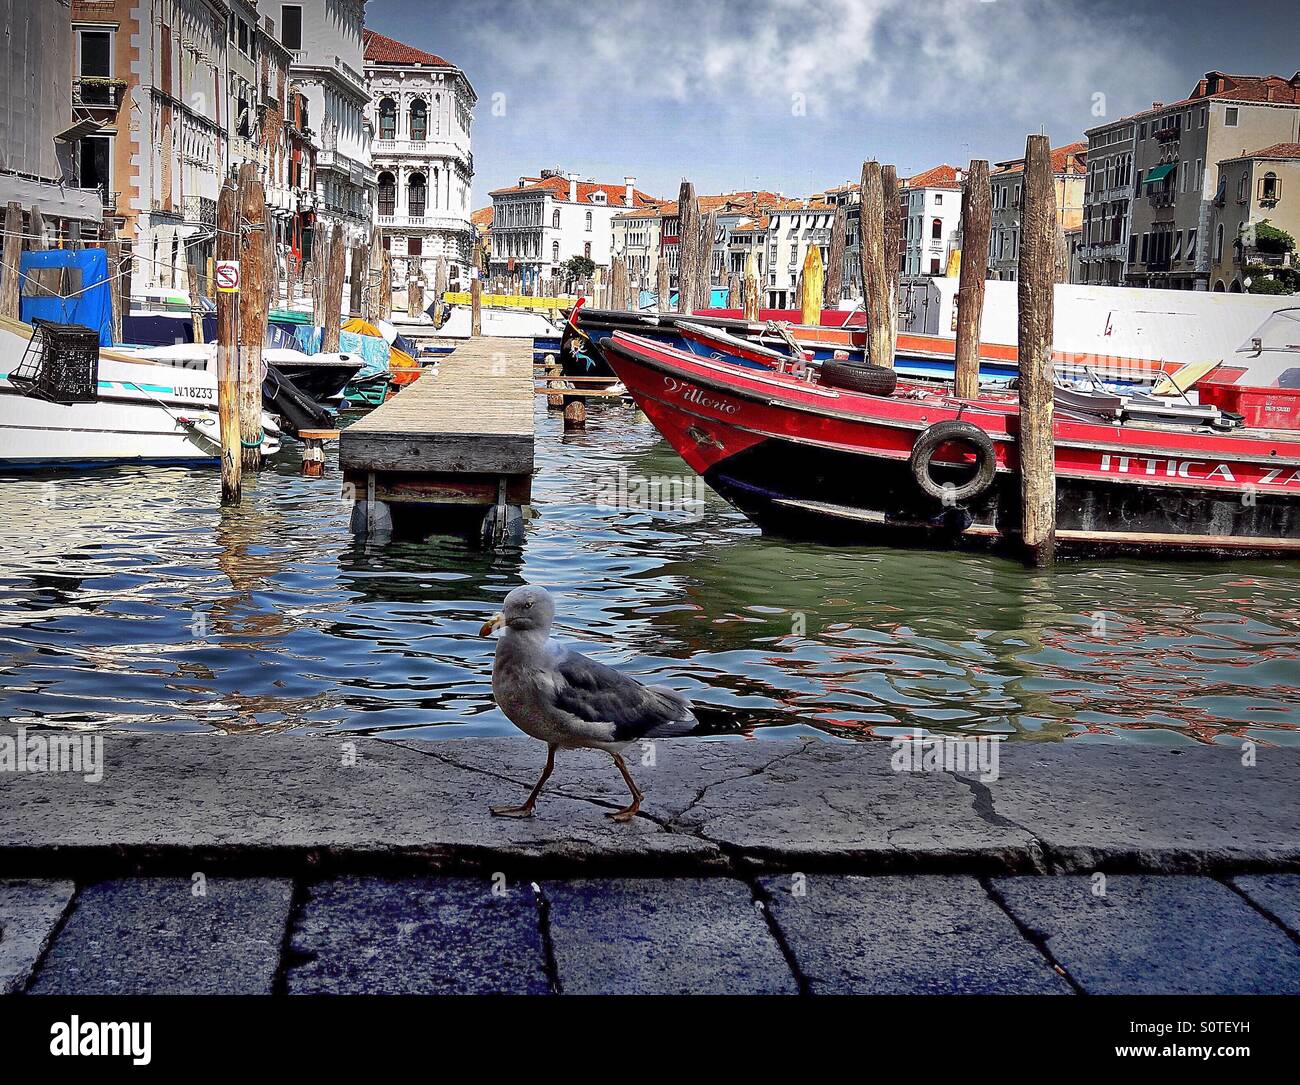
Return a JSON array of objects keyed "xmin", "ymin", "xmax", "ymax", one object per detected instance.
[
  {"xmin": 377, "ymin": 171, "xmax": 396, "ymax": 217},
  {"xmin": 409, "ymin": 99, "xmax": 427, "ymax": 142},
  {"xmin": 552, "ymin": 208, "xmax": 560, "ymax": 229},
  {"xmin": 1214, "ymin": 223, "xmax": 1224, "ymax": 262},
  {"xmin": 931, "ymin": 217, "xmax": 942, "ymax": 240},
  {"xmin": 378, "ymin": 98, "xmax": 396, "ymax": 141},
  {"xmin": 407, "ymin": 172, "xmax": 427, "ymax": 218},
  {"xmin": 585, "ymin": 211, "xmax": 592, "ymax": 232},
  {"xmin": 552, "ymin": 240, "xmax": 559, "ymax": 263},
  {"xmin": 1261, "ymin": 171, "xmax": 1280, "ymax": 201}
]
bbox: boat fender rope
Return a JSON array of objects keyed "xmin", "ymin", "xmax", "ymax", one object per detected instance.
[
  {"xmin": 240, "ymin": 432, "xmax": 265, "ymax": 448},
  {"xmin": 908, "ymin": 419, "xmax": 997, "ymax": 504}
]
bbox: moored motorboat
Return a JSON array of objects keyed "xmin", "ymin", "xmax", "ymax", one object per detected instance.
[
  {"xmin": 603, "ymin": 313, "xmax": 1300, "ymax": 557},
  {"xmin": 0, "ymin": 317, "xmax": 282, "ymax": 466}
]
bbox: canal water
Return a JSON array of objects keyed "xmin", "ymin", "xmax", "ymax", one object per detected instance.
[{"xmin": 1, "ymin": 401, "xmax": 1297, "ymax": 746}]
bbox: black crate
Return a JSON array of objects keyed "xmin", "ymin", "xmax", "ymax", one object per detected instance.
[{"xmin": 9, "ymin": 320, "xmax": 100, "ymax": 405}]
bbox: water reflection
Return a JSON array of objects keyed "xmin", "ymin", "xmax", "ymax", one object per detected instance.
[{"xmin": 0, "ymin": 401, "xmax": 1296, "ymax": 746}]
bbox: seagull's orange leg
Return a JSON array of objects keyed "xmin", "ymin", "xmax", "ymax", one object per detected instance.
[
  {"xmin": 606, "ymin": 751, "xmax": 644, "ymax": 822},
  {"xmin": 491, "ymin": 744, "xmax": 556, "ymax": 818}
]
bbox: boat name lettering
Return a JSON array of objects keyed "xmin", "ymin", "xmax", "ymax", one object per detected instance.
[
  {"xmin": 662, "ymin": 378, "xmax": 738, "ymax": 415},
  {"xmin": 1097, "ymin": 454, "xmax": 1300, "ymax": 486}
]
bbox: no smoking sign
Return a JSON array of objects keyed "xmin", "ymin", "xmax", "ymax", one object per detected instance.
[{"xmin": 215, "ymin": 260, "xmax": 240, "ymax": 293}]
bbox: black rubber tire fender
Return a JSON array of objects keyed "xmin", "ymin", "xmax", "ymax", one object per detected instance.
[
  {"xmin": 819, "ymin": 360, "xmax": 898, "ymax": 397},
  {"xmin": 908, "ymin": 419, "xmax": 998, "ymax": 503}
]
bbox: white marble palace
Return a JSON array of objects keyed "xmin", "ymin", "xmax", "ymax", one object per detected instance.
[{"xmin": 363, "ymin": 29, "xmax": 475, "ymax": 286}]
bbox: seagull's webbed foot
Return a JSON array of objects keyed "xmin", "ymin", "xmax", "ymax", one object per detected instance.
[
  {"xmin": 489, "ymin": 744, "xmax": 556, "ymax": 820},
  {"xmin": 490, "ymin": 802, "xmax": 537, "ymax": 818},
  {"xmin": 605, "ymin": 752, "xmax": 645, "ymax": 824},
  {"xmin": 605, "ymin": 798, "xmax": 641, "ymax": 822}
]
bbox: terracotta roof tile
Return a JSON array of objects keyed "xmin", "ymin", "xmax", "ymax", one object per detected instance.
[
  {"xmin": 363, "ymin": 29, "xmax": 453, "ymax": 67},
  {"xmin": 902, "ymin": 163, "xmax": 963, "ymax": 190},
  {"xmin": 1246, "ymin": 142, "xmax": 1300, "ymax": 159},
  {"xmin": 489, "ymin": 175, "xmax": 659, "ymax": 207}
]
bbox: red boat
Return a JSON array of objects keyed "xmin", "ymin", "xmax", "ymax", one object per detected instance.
[{"xmin": 603, "ymin": 309, "xmax": 1300, "ymax": 556}]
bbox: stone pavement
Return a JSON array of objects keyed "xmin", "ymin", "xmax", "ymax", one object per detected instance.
[
  {"xmin": 3, "ymin": 873, "xmax": 1299, "ymax": 994},
  {"xmin": 0, "ymin": 735, "xmax": 1298, "ymax": 994}
]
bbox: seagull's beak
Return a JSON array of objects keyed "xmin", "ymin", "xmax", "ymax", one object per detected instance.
[{"xmin": 479, "ymin": 611, "xmax": 505, "ymax": 637}]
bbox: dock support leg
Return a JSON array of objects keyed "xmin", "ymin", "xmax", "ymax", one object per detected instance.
[
  {"xmin": 563, "ymin": 394, "xmax": 586, "ymax": 431},
  {"xmin": 349, "ymin": 472, "xmax": 393, "ymax": 538}
]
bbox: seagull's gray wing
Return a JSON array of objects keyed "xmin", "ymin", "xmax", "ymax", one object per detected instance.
[{"xmin": 548, "ymin": 645, "xmax": 698, "ymax": 742}]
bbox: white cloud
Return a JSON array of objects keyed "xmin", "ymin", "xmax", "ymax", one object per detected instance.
[{"xmin": 472, "ymin": 0, "xmax": 1180, "ymax": 129}]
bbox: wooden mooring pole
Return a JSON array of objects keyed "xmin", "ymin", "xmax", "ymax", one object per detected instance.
[
  {"xmin": 800, "ymin": 243, "xmax": 823, "ymax": 326},
  {"xmin": 470, "ymin": 276, "xmax": 482, "ymax": 336},
  {"xmin": 321, "ymin": 224, "xmax": 345, "ymax": 352},
  {"xmin": 0, "ymin": 202, "xmax": 24, "ymax": 320},
  {"xmin": 656, "ymin": 255, "xmax": 670, "ymax": 312},
  {"xmin": 237, "ymin": 164, "xmax": 267, "ymax": 469},
  {"xmin": 215, "ymin": 178, "xmax": 241, "ymax": 503},
  {"xmin": 742, "ymin": 251, "xmax": 760, "ymax": 321},
  {"xmin": 858, "ymin": 162, "xmax": 891, "ymax": 368},
  {"xmin": 882, "ymin": 165, "xmax": 902, "ymax": 355},
  {"xmin": 824, "ymin": 204, "xmax": 846, "ymax": 308},
  {"xmin": 349, "ymin": 242, "xmax": 365, "ymax": 316},
  {"xmin": 675, "ymin": 181, "xmax": 699, "ymax": 314},
  {"xmin": 1017, "ymin": 134, "xmax": 1057, "ymax": 567},
  {"xmin": 954, "ymin": 159, "xmax": 991, "ymax": 399},
  {"xmin": 102, "ymin": 207, "xmax": 122, "ymax": 344}
]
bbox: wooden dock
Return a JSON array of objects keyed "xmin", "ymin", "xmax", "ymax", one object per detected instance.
[{"xmin": 340, "ymin": 337, "xmax": 534, "ymax": 537}]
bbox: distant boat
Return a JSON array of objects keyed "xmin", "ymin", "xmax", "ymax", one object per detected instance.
[
  {"xmin": 604, "ymin": 309, "xmax": 1300, "ymax": 557},
  {"xmin": 0, "ymin": 317, "xmax": 282, "ymax": 466}
]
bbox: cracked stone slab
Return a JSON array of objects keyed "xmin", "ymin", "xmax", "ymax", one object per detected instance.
[
  {"xmin": 286, "ymin": 876, "xmax": 551, "ymax": 994},
  {"xmin": 1231, "ymin": 874, "xmax": 1300, "ymax": 938},
  {"xmin": 1, "ymin": 735, "xmax": 1297, "ymax": 875},
  {"xmin": 983, "ymin": 745, "xmax": 1300, "ymax": 872},
  {"xmin": 545, "ymin": 878, "xmax": 797, "ymax": 994},
  {"xmin": 0, "ymin": 734, "xmax": 720, "ymax": 874},
  {"xmin": 29, "ymin": 877, "xmax": 293, "ymax": 995},
  {"xmin": 760, "ymin": 874, "xmax": 1072, "ymax": 994},
  {"xmin": 0, "ymin": 880, "xmax": 75, "ymax": 993},
  {"xmin": 993, "ymin": 875, "xmax": 1300, "ymax": 994},
  {"xmin": 672, "ymin": 740, "xmax": 1044, "ymax": 871}
]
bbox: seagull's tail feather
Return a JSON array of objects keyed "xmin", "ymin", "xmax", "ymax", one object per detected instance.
[{"xmin": 635, "ymin": 685, "xmax": 700, "ymax": 740}]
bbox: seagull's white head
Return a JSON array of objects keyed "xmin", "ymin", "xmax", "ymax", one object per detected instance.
[{"xmin": 479, "ymin": 584, "xmax": 555, "ymax": 637}]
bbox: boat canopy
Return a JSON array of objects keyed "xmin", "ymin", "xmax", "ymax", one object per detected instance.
[{"xmin": 1232, "ymin": 308, "xmax": 1300, "ymax": 388}]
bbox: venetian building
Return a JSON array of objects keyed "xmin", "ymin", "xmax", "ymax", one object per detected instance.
[{"xmin": 363, "ymin": 29, "xmax": 475, "ymax": 286}]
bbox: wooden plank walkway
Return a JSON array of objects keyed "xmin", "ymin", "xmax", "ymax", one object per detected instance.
[{"xmin": 340, "ymin": 337, "xmax": 534, "ymax": 525}]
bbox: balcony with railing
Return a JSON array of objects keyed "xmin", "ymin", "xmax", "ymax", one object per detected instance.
[{"xmin": 73, "ymin": 76, "xmax": 127, "ymax": 110}]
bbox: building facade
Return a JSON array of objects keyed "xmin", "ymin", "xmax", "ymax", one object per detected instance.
[
  {"xmin": 1077, "ymin": 119, "xmax": 1137, "ymax": 285},
  {"xmin": 763, "ymin": 199, "xmax": 834, "ymax": 309},
  {"xmin": 364, "ymin": 28, "xmax": 475, "ymax": 286},
  {"xmin": 489, "ymin": 171, "xmax": 656, "ymax": 286},
  {"xmin": 1124, "ymin": 71, "xmax": 1300, "ymax": 291},
  {"xmin": 2, "ymin": 0, "xmax": 101, "ymax": 232},
  {"xmin": 71, "ymin": 0, "xmax": 233, "ymax": 292},
  {"xmin": 1209, "ymin": 143, "xmax": 1300, "ymax": 293},
  {"xmin": 280, "ymin": 0, "xmax": 373, "ymax": 248},
  {"xmin": 989, "ymin": 142, "xmax": 1087, "ymax": 281},
  {"xmin": 900, "ymin": 165, "xmax": 963, "ymax": 278}
]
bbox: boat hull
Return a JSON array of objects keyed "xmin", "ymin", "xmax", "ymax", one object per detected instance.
[{"xmin": 605, "ymin": 333, "xmax": 1300, "ymax": 557}]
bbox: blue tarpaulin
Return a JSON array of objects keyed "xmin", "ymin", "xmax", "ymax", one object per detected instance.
[{"xmin": 19, "ymin": 249, "xmax": 114, "ymax": 345}]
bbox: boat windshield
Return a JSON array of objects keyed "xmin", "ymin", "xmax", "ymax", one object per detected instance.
[{"xmin": 1232, "ymin": 308, "xmax": 1300, "ymax": 388}]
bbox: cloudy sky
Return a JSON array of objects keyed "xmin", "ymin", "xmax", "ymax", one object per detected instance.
[{"xmin": 368, "ymin": 0, "xmax": 1300, "ymax": 206}]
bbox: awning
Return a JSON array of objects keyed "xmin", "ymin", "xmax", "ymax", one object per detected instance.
[
  {"xmin": 1145, "ymin": 163, "xmax": 1176, "ymax": 185},
  {"xmin": 0, "ymin": 173, "xmax": 102, "ymax": 223}
]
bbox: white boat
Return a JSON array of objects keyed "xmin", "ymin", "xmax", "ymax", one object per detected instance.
[{"xmin": 0, "ymin": 317, "xmax": 281, "ymax": 466}]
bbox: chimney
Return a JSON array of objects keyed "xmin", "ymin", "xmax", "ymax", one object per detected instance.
[
  {"xmin": 568, "ymin": 175, "xmax": 577, "ymax": 203},
  {"xmin": 624, "ymin": 176, "xmax": 636, "ymax": 207},
  {"xmin": 1196, "ymin": 78, "xmax": 1208, "ymax": 97}
]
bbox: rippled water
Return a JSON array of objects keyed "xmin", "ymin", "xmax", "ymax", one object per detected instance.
[{"xmin": 1, "ymin": 400, "xmax": 1297, "ymax": 746}]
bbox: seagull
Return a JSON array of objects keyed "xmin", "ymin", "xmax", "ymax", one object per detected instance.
[{"xmin": 479, "ymin": 584, "xmax": 698, "ymax": 821}]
